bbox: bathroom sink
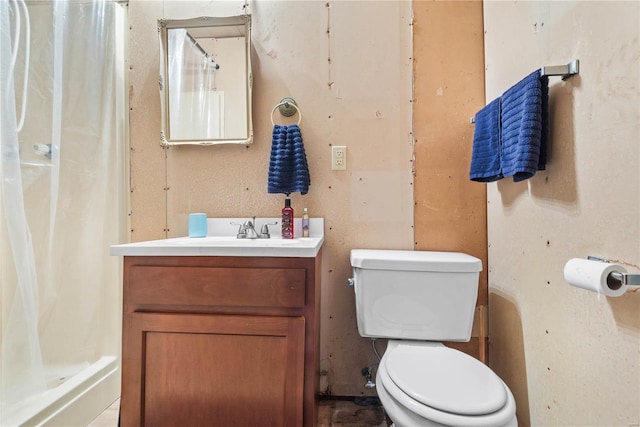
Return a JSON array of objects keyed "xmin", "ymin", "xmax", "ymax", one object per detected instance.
[{"xmin": 110, "ymin": 218, "xmax": 324, "ymax": 258}]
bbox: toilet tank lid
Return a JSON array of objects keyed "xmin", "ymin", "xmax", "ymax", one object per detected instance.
[{"xmin": 350, "ymin": 249, "xmax": 482, "ymax": 273}]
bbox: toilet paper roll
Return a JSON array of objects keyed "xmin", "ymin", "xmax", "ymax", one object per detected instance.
[{"xmin": 563, "ymin": 258, "xmax": 628, "ymax": 297}]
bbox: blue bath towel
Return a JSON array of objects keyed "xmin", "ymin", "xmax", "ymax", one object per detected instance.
[
  {"xmin": 500, "ymin": 70, "xmax": 549, "ymax": 182},
  {"xmin": 470, "ymin": 97, "xmax": 502, "ymax": 182},
  {"xmin": 268, "ymin": 124, "xmax": 311, "ymax": 195}
]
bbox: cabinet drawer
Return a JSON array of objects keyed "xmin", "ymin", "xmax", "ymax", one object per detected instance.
[{"xmin": 127, "ymin": 266, "xmax": 306, "ymax": 309}]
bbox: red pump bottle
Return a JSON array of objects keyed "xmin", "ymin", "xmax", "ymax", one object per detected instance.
[{"xmin": 281, "ymin": 198, "xmax": 294, "ymax": 239}]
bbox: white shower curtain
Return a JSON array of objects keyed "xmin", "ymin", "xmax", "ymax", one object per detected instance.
[
  {"xmin": 1, "ymin": 0, "xmax": 125, "ymax": 410},
  {"xmin": 167, "ymin": 28, "xmax": 224, "ymax": 140}
]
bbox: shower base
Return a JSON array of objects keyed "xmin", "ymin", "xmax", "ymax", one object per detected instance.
[{"xmin": 1, "ymin": 355, "xmax": 119, "ymax": 426}]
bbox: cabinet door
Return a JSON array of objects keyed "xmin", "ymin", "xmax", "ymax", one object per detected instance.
[{"xmin": 121, "ymin": 313, "xmax": 305, "ymax": 427}]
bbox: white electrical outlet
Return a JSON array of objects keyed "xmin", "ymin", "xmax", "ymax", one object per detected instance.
[{"xmin": 331, "ymin": 145, "xmax": 347, "ymax": 170}]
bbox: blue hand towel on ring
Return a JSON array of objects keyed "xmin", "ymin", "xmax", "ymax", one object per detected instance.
[{"xmin": 268, "ymin": 124, "xmax": 311, "ymax": 195}]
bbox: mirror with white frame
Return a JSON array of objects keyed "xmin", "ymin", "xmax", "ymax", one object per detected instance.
[{"xmin": 158, "ymin": 15, "xmax": 253, "ymax": 145}]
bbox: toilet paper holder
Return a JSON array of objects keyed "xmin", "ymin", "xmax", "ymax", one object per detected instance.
[{"xmin": 588, "ymin": 256, "xmax": 640, "ymax": 286}]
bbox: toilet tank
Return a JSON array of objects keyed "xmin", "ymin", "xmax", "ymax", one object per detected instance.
[{"xmin": 350, "ymin": 249, "xmax": 482, "ymax": 342}]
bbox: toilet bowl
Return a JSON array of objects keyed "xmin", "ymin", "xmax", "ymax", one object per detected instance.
[
  {"xmin": 375, "ymin": 341, "xmax": 516, "ymax": 427},
  {"xmin": 349, "ymin": 249, "xmax": 517, "ymax": 427}
]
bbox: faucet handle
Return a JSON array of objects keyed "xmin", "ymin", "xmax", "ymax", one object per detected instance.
[
  {"xmin": 231, "ymin": 221, "xmax": 247, "ymax": 238},
  {"xmin": 259, "ymin": 222, "xmax": 278, "ymax": 239}
]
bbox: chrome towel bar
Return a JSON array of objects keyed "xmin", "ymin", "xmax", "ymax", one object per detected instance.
[
  {"xmin": 540, "ymin": 59, "xmax": 580, "ymax": 80},
  {"xmin": 470, "ymin": 60, "xmax": 580, "ymax": 123}
]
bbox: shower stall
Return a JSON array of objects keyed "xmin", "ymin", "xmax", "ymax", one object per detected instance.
[{"xmin": 1, "ymin": 0, "xmax": 127, "ymax": 425}]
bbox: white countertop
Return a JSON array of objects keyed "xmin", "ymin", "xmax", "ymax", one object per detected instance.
[{"xmin": 110, "ymin": 218, "xmax": 324, "ymax": 258}]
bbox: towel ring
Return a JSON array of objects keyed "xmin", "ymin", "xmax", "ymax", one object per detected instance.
[{"xmin": 271, "ymin": 100, "xmax": 302, "ymax": 126}]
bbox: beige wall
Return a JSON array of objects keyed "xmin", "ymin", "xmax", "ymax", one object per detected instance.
[
  {"xmin": 483, "ymin": 2, "xmax": 640, "ymax": 425},
  {"xmin": 129, "ymin": 0, "xmax": 413, "ymax": 396}
]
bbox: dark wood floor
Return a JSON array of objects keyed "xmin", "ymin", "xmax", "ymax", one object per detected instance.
[
  {"xmin": 88, "ymin": 397, "xmax": 388, "ymax": 426},
  {"xmin": 318, "ymin": 397, "xmax": 387, "ymax": 427}
]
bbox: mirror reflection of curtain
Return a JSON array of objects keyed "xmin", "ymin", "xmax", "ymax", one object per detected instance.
[{"xmin": 168, "ymin": 29, "xmax": 224, "ymax": 140}]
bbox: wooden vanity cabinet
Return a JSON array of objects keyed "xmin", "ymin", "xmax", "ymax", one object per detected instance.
[{"xmin": 120, "ymin": 253, "xmax": 321, "ymax": 427}]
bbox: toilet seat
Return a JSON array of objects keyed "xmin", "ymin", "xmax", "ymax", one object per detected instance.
[
  {"xmin": 386, "ymin": 342, "xmax": 507, "ymax": 415},
  {"xmin": 378, "ymin": 341, "xmax": 516, "ymax": 427}
]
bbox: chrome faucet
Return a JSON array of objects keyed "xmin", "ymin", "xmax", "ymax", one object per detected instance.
[{"xmin": 233, "ymin": 217, "xmax": 278, "ymax": 239}]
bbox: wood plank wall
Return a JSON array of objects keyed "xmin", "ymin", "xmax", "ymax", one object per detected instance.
[{"xmin": 412, "ymin": 1, "xmax": 488, "ymax": 360}]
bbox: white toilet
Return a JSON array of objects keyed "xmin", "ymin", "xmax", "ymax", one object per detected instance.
[{"xmin": 350, "ymin": 249, "xmax": 517, "ymax": 427}]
